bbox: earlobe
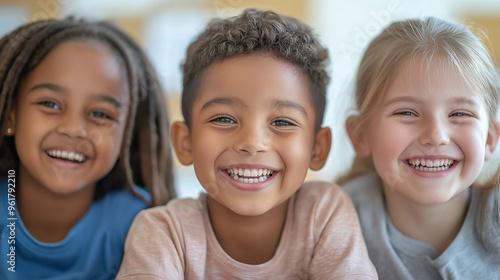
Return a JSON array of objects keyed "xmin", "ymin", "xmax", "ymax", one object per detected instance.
[
  {"xmin": 309, "ymin": 127, "xmax": 332, "ymax": 171},
  {"xmin": 346, "ymin": 116, "xmax": 371, "ymax": 157},
  {"xmin": 170, "ymin": 121, "xmax": 194, "ymax": 165},
  {"xmin": 5, "ymin": 110, "xmax": 15, "ymax": 136},
  {"xmin": 484, "ymin": 121, "xmax": 500, "ymax": 161}
]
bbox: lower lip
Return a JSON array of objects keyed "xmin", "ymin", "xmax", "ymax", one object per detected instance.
[
  {"xmin": 404, "ymin": 160, "xmax": 458, "ymax": 178},
  {"xmin": 44, "ymin": 152, "xmax": 87, "ymax": 170},
  {"xmin": 221, "ymin": 170, "xmax": 279, "ymax": 191}
]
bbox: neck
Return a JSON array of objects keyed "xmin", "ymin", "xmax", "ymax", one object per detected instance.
[
  {"xmin": 207, "ymin": 195, "xmax": 288, "ymax": 264},
  {"xmin": 17, "ymin": 168, "xmax": 95, "ymax": 243},
  {"xmin": 384, "ymin": 186, "xmax": 470, "ymax": 253}
]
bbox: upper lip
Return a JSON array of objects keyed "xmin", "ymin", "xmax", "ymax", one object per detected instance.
[
  {"xmin": 404, "ymin": 155, "xmax": 459, "ymax": 161},
  {"xmin": 220, "ymin": 164, "xmax": 279, "ymax": 171}
]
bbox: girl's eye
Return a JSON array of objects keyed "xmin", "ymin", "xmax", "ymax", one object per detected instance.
[
  {"xmin": 210, "ymin": 116, "xmax": 236, "ymax": 124},
  {"xmin": 89, "ymin": 111, "xmax": 111, "ymax": 120},
  {"xmin": 395, "ymin": 111, "xmax": 416, "ymax": 117},
  {"xmin": 450, "ymin": 111, "xmax": 472, "ymax": 117},
  {"xmin": 39, "ymin": 101, "xmax": 60, "ymax": 110},
  {"xmin": 271, "ymin": 118, "xmax": 296, "ymax": 126}
]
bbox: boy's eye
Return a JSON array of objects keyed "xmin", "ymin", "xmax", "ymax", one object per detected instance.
[
  {"xmin": 38, "ymin": 101, "xmax": 60, "ymax": 110},
  {"xmin": 89, "ymin": 111, "xmax": 111, "ymax": 120},
  {"xmin": 209, "ymin": 116, "xmax": 236, "ymax": 124},
  {"xmin": 271, "ymin": 119, "xmax": 295, "ymax": 126}
]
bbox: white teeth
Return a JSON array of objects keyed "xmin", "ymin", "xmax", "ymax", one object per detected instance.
[
  {"xmin": 47, "ymin": 149, "xmax": 86, "ymax": 163},
  {"xmin": 407, "ymin": 158, "xmax": 455, "ymax": 171},
  {"xmin": 226, "ymin": 168, "xmax": 275, "ymax": 183}
]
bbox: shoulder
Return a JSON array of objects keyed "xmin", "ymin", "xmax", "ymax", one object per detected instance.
[
  {"xmin": 96, "ymin": 187, "xmax": 151, "ymax": 237},
  {"xmin": 296, "ymin": 181, "xmax": 349, "ymax": 204},
  {"xmin": 131, "ymin": 196, "xmax": 205, "ymax": 230},
  {"xmin": 293, "ymin": 181, "xmax": 357, "ymax": 222},
  {"xmin": 101, "ymin": 186, "xmax": 150, "ymax": 215},
  {"xmin": 341, "ymin": 173, "xmax": 383, "ymax": 206}
]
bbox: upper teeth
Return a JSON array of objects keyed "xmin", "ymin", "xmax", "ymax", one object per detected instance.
[
  {"xmin": 47, "ymin": 150, "xmax": 86, "ymax": 163},
  {"xmin": 407, "ymin": 158, "xmax": 454, "ymax": 171},
  {"xmin": 227, "ymin": 168, "xmax": 274, "ymax": 183}
]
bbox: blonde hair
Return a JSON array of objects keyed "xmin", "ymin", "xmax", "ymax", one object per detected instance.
[{"xmin": 339, "ymin": 17, "xmax": 500, "ymax": 235}]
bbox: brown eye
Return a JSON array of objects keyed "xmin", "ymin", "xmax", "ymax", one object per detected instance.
[
  {"xmin": 38, "ymin": 101, "xmax": 61, "ymax": 110},
  {"xmin": 89, "ymin": 111, "xmax": 111, "ymax": 120}
]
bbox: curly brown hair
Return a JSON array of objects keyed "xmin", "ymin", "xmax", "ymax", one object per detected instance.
[
  {"xmin": 0, "ymin": 18, "xmax": 175, "ymax": 206},
  {"xmin": 181, "ymin": 8, "xmax": 330, "ymax": 131}
]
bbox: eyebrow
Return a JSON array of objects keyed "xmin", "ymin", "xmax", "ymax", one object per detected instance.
[
  {"xmin": 201, "ymin": 96, "xmax": 307, "ymax": 116},
  {"xmin": 384, "ymin": 95, "xmax": 480, "ymax": 108},
  {"xmin": 271, "ymin": 99, "xmax": 307, "ymax": 116},
  {"xmin": 29, "ymin": 83, "xmax": 123, "ymax": 109},
  {"xmin": 201, "ymin": 97, "xmax": 247, "ymax": 111}
]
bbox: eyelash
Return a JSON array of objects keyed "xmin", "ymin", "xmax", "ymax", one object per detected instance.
[
  {"xmin": 271, "ymin": 118, "xmax": 296, "ymax": 126},
  {"xmin": 450, "ymin": 111, "xmax": 474, "ymax": 118},
  {"xmin": 38, "ymin": 100, "xmax": 61, "ymax": 110},
  {"xmin": 89, "ymin": 111, "xmax": 112, "ymax": 120},
  {"xmin": 208, "ymin": 115, "xmax": 297, "ymax": 127},
  {"xmin": 394, "ymin": 110, "xmax": 475, "ymax": 118},
  {"xmin": 394, "ymin": 110, "xmax": 417, "ymax": 117},
  {"xmin": 37, "ymin": 101, "xmax": 114, "ymax": 121},
  {"xmin": 209, "ymin": 115, "xmax": 236, "ymax": 124}
]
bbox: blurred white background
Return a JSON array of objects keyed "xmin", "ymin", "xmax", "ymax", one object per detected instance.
[{"xmin": 1, "ymin": 0, "xmax": 500, "ymax": 198}]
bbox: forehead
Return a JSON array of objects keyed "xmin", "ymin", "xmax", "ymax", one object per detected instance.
[
  {"xmin": 195, "ymin": 55, "xmax": 313, "ymax": 109},
  {"xmin": 22, "ymin": 40, "xmax": 129, "ymax": 100},
  {"xmin": 384, "ymin": 56, "xmax": 481, "ymax": 103}
]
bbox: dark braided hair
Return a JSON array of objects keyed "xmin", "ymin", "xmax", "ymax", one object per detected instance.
[
  {"xmin": 0, "ymin": 18, "xmax": 175, "ymax": 206},
  {"xmin": 182, "ymin": 8, "xmax": 330, "ymax": 131}
]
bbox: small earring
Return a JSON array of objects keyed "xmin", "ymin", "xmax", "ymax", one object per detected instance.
[{"xmin": 7, "ymin": 128, "xmax": 12, "ymax": 134}]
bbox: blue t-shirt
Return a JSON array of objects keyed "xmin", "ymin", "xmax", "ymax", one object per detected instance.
[{"xmin": 0, "ymin": 177, "xmax": 149, "ymax": 280}]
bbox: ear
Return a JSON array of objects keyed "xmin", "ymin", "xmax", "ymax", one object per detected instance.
[
  {"xmin": 484, "ymin": 121, "xmax": 500, "ymax": 161},
  {"xmin": 309, "ymin": 127, "xmax": 332, "ymax": 171},
  {"xmin": 170, "ymin": 121, "xmax": 193, "ymax": 165},
  {"xmin": 4, "ymin": 109, "xmax": 15, "ymax": 136},
  {"xmin": 346, "ymin": 116, "xmax": 371, "ymax": 157}
]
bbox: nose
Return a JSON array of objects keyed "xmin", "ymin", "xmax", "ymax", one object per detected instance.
[
  {"xmin": 233, "ymin": 123, "xmax": 269, "ymax": 155},
  {"xmin": 56, "ymin": 111, "xmax": 87, "ymax": 138},
  {"xmin": 418, "ymin": 117, "xmax": 450, "ymax": 146}
]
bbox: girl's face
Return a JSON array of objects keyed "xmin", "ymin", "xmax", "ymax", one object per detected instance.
[
  {"xmin": 354, "ymin": 58, "xmax": 498, "ymax": 206},
  {"xmin": 9, "ymin": 40, "xmax": 129, "ymax": 195}
]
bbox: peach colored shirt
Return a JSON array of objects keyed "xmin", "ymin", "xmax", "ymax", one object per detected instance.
[{"xmin": 117, "ymin": 182, "xmax": 378, "ymax": 279}]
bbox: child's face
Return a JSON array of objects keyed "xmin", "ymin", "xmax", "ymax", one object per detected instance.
[
  {"xmin": 172, "ymin": 55, "xmax": 330, "ymax": 216},
  {"xmin": 9, "ymin": 40, "xmax": 129, "ymax": 195},
  {"xmin": 355, "ymin": 58, "xmax": 498, "ymax": 205}
]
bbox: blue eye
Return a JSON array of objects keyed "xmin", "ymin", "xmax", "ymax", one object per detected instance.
[
  {"xmin": 397, "ymin": 111, "xmax": 414, "ymax": 116},
  {"xmin": 210, "ymin": 116, "xmax": 236, "ymax": 124},
  {"xmin": 39, "ymin": 101, "xmax": 60, "ymax": 110},
  {"xmin": 89, "ymin": 111, "xmax": 111, "ymax": 119},
  {"xmin": 450, "ymin": 112, "xmax": 471, "ymax": 117}
]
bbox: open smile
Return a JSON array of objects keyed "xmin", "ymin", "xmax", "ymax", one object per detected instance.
[
  {"xmin": 407, "ymin": 158, "xmax": 455, "ymax": 172},
  {"xmin": 45, "ymin": 149, "xmax": 88, "ymax": 163},
  {"xmin": 226, "ymin": 168, "xmax": 275, "ymax": 183}
]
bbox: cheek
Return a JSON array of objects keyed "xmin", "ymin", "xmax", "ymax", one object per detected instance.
[{"xmin": 279, "ymin": 133, "xmax": 313, "ymax": 171}]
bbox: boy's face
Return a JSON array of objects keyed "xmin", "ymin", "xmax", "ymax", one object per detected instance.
[{"xmin": 172, "ymin": 55, "xmax": 330, "ymax": 216}]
